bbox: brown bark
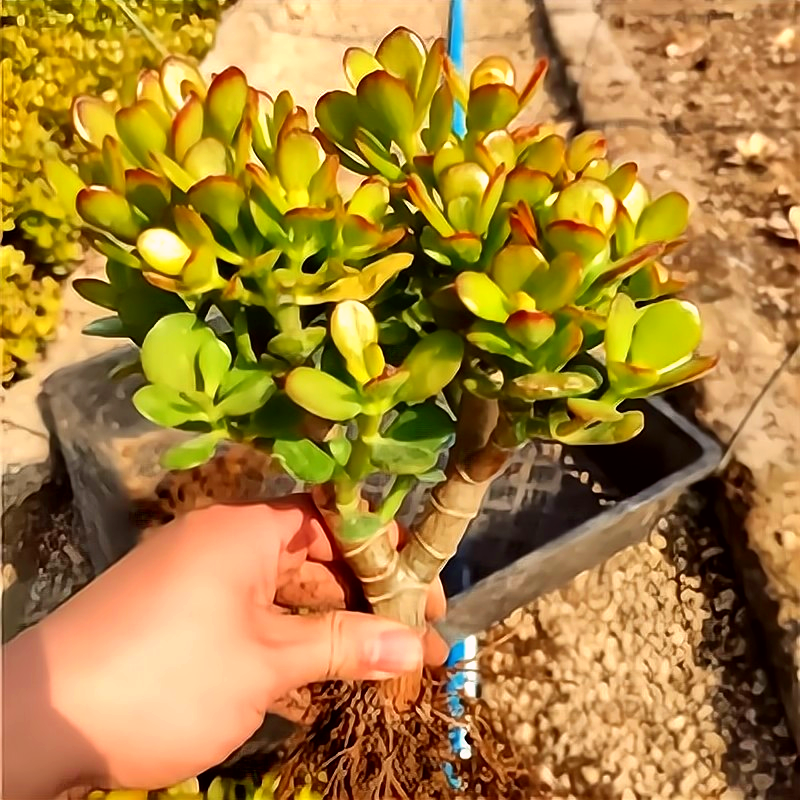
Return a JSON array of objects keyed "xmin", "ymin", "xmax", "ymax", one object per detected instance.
[{"xmin": 400, "ymin": 434, "xmax": 513, "ymax": 586}]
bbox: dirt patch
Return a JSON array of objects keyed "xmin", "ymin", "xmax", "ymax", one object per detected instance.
[
  {"xmin": 230, "ymin": 671, "xmax": 543, "ymax": 800},
  {"xmin": 597, "ymin": 0, "xmax": 799, "ymax": 342}
]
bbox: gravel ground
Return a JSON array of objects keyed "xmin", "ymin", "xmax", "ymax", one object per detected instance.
[{"xmin": 482, "ymin": 487, "xmax": 798, "ymax": 799}]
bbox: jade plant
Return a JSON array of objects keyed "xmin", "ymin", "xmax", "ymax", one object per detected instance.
[{"xmin": 50, "ymin": 29, "xmax": 716, "ymax": 710}]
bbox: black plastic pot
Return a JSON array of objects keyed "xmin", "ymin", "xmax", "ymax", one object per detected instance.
[
  {"xmin": 39, "ymin": 347, "xmax": 722, "ymax": 765},
  {"xmin": 41, "ymin": 346, "xmax": 721, "ymax": 639}
]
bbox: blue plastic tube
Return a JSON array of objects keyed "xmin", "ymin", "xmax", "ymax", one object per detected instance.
[
  {"xmin": 443, "ymin": 1, "xmax": 476, "ymax": 788},
  {"xmin": 447, "ymin": 0, "xmax": 466, "ymax": 137}
]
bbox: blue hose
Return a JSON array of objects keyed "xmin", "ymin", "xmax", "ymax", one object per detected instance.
[
  {"xmin": 444, "ymin": 1, "xmax": 475, "ymax": 788},
  {"xmin": 447, "ymin": 0, "xmax": 466, "ymax": 137}
]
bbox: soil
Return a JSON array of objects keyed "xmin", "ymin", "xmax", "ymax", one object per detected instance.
[
  {"xmin": 266, "ymin": 672, "xmax": 542, "ymax": 800},
  {"xmin": 597, "ymin": 0, "xmax": 800, "ymax": 343}
]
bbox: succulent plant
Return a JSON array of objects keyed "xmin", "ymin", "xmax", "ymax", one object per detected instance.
[{"xmin": 55, "ymin": 28, "xmax": 716, "ymax": 750}]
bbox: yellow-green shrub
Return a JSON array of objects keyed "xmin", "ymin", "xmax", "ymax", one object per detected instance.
[
  {"xmin": 1, "ymin": 0, "xmax": 234, "ymax": 383},
  {"xmin": 0, "ymin": 245, "xmax": 60, "ymax": 383}
]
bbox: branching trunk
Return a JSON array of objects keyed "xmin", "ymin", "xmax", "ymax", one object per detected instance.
[
  {"xmin": 401, "ymin": 412, "xmax": 516, "ymax": 587},
  {"xmin": 313, "ymin": 398, "xmax": 520, "ymax": 710}
]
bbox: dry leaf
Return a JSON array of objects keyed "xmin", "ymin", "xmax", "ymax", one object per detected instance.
[
  {"xmin": 766, "ymin": 211, "xmax": 796, "ymax": 241},
  {"xmin": 788, "ymin": 206, "xmax": 800, "ymax": 243},
  {"xmin": 735, "ymin": 132, "xmax": 777, "ymax": 161},
  {"xmin": 773, "ymin": 28, "xmax": 796, "ymax": 50}
]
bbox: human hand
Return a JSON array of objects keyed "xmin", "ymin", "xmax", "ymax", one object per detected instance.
[{"xmin": 2, "ymin": 497, "xmax": 448, "ymax": 798}]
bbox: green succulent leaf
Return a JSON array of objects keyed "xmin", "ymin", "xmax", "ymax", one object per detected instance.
[
  {"xmin": 115, "ymin": 100, "xmax": 169, "ymax": 164},
  {"xmin": 629, "ymin": 299, "xmax": 702, "ymax": 372},
  {"xmin": 361, "ymin": 370, "xmax": 410, "ymax": 411},
  {"xmin": 490, "ymin": 245, "xmax": 547, "ymax": 296},
  {"xmin": 347, "ymin": 179, "xmax": 390, "ymax": 223},
  {"xmin": 273, "ymin": 438, "xmax": 336, "ymax": 483},
  {"xmin": 466, "ymin": 321, "xmax": 532, "ymax": 366},
  {"xmin": 521, "ymin": 135, "xmax": 565, "ymax": 177},
  {"xmin": 554, "ymin": 178, "xmax": 617, "ymax": 234},
  {"xmin": 205, "ymin": 66, "xmax": 249, "ymax": 144},
  {"xmin": 268, "ymin": 327, "xmax": 327, "ymax": 365},
  {"xmin": 383, "ymin": 402, "xmax": 455, "ymax": 450},
  {"xmin": 183, "ymin": 138, "xmax": 229, "ymax": 181},
  {"xmin": 331, "ymin": 301, "xmax": 381, "ymax": 385},
  {"xmin": 539, "ymin": 321, "xmax": 584, "ymax": 371},
  {"xmin": 344, "ymin": 47, "xmax": 383, "ymax": 89},
  {"xmin": 198, "ymin": 335, "xmax": 232, "ymax": 398},
  {"xmin": 636, "ymin": 192, "xmax": 690, "ymax": 244},
  {"xmin": 566, "ymin": 397, "xmax": 624, "ymax": 423},
  {"xmin": 353, "ymin": 128, "xmax": 405, "ymax": 182},
  {"xmin": 455, "ymin": 272, "xmax": 510, "ymax": 323},
  {"xmin": 545, "ymin": 220, "xmax": 607, "ymax": 262},
  {"xmin": 285, "ymin": 367, "xmax": 363, "ymax": 421},
  {"xmin": 329, "ymin": 434, "xmax": 352, "ymax": 466},
  {"xmin": 188, "ymin": 176, "xmax": 245, "ymax": 235},
  {"xmin": 72, "ymin": 95, "xmax": 118, "ymax": 149},
  {"xmin": 315, "ymin": 90, "xmax": 360, "ymax": 150},
  {"xmin": 125, "ymin": 169, "xmax": 171, "ymax": 220},
  {"xmin": 73, "ymin": 278, "xmax": 117, "ymax": 311},
  {"xmin": 423, "ymin": 84, "xmax": 454, "ymax": 152},
  {"xmin": 150, "ymin": 151, "xmax": 196, "ymax": 193},
  {"xmin": 550, "ymin": 409, "xmax": 644, "ymax": 445},
  {"xmin": 505, "ymin": 310, "xmax": 556, "ymax": 350},
  {"xmin": 395, "ymin": 330, "xmax": 464, "ymax": 404},
  {"xmin": 82, "ymin": 316, "xmax": 127, "ymax": 338},
  {"xmin": 369, "ymin": 438, "xmax": 440, "ymax": 475},
  {"xmin": 133, "ymin": 384, "xmax": 208, "ymax": 428},
  {"xmin": 76, "ymin": 187, "xmax": 145, "ymax": 243},
  {"xmin": 649, "ymin": 354, "xmax": 718, "ymax": 394},
  {"xmin": 305, "ymin": 253, "xmax": 413, "ymax": 304},
  {"xmin": 276, "ymin": 129, "xmax": 326, "ymax": 199},
  {"xmin": 605, "ymin": 162, "xmax": 638, "ymax": 200},
  {"xmin": 44, "ymin": 158, "xmax": 86, "ymax": 214},
  {"xmin": 172, "ymin": 91, "xmax": 205, "ymax": 163},
  {"xmin": 356, "ymin": 71, "xmax": 416, "ymax": 151},
  {"xmin": 467, "ymin": 84, "xmax": 518, "ymax": 133},
  {"xmin": 509, "ymin": 370, "xmax": 599, "ymax": 401},
  {"xmin": 565, "ymin": 131, "xmax": 607, "ymax": 174},
  {"xmin": 407, "ymin": 175, "xmax": 454, "ymax": 238},
  {"xmin": 137, "ymin": 229, "xmax": 191, "ymax": 276},
  {"xmin": 375, "ymin": 27, "xmax": 426, "ymax": 92},
  {"xmin": 604, "ymin": 292, "xmax": 639, "ymax": 363},
  {"xmin": 162, "ymin": 431, "xmax": 226, "ymax": 471},
  {"xmin": 160, "ymin": 56, "xmax": 207, "ymax": 111},
  {"xmin": 140, "ymin": 312, "xmax": 218, "ymax": 393},
  {"xmin": 216, "ymin": 368, "xmax": 275, "ymax": 416}
]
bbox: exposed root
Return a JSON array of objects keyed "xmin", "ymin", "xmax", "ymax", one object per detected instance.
[{"xmin": 273, "ymin": 668, "xmax": 549, "ymax": 800}]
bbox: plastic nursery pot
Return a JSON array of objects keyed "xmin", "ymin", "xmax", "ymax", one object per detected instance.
[
  {"xmin": 42, "ymin": 345, "xmax": 721, "ymax": 635},
  {"xmin": 39, "ymin": 346, "xmax": 721, "ymax": 766}
]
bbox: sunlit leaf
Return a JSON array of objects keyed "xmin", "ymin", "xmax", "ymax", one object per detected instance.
[{"xmin": 285, "ymin": 367, "xmax": 363, "ymax": 421}]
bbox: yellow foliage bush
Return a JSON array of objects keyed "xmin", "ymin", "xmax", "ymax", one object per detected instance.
[{"xmin": 1, "ymin": 0, "xmax": 233, "ymax": 383}]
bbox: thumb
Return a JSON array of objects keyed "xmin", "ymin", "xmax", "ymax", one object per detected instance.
[{"xmin": 268, "ymin": 610, "xmax": 424, "ymax": 691}]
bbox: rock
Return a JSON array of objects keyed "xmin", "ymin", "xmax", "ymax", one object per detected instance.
[{"xmin": 39, "ymin": 347, "xmax": 291, "ymax": 573}]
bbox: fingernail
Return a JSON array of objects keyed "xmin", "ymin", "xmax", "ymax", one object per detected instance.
[{"xmin": 363, "ymin": 629, "xmax": 423, "ymax": 674}]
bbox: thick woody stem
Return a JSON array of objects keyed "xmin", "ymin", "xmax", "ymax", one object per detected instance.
[
  {"xmin": 451, "ymin": 393, "xmax": 498, "ymax": 465},
  {"xmin": 400, "ymin": 410, "xmax": 519, "ymax": 587}
]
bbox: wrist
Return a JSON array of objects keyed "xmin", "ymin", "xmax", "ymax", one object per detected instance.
[{"xmin": 2, "ymin": 625, "xmax": 102, "ymax": 799}]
